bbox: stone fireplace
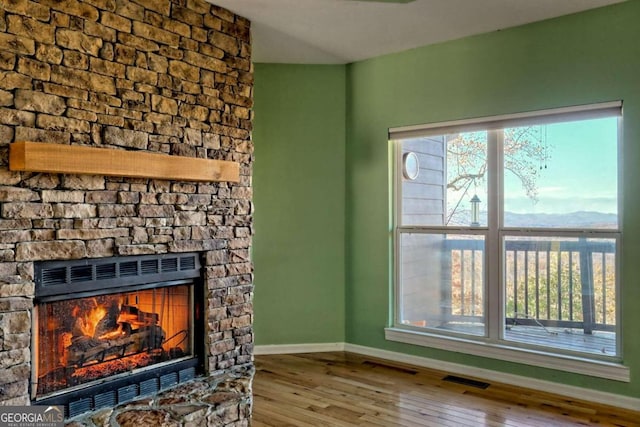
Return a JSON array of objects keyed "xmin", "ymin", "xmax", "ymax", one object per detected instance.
[
  {"xmin": 0, "ymin": 0, "xmax": 254, "ymax": 424},
  {"xmin": 33, "ymin": 253, "xmax": 205, "ymax": 417}
]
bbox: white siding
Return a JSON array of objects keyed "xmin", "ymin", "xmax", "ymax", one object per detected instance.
[{"xmin": 399, "ymin": 137, "xmax": 446, "ymax": 324}]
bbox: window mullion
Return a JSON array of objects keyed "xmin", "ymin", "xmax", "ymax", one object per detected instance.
[
  {"xmin": 487, "ymin": 129, "xmax": 502, "ymax": 340},
  {"xmin": 393, "ymin": 140, "xmax": 402, "ymax": 328}
]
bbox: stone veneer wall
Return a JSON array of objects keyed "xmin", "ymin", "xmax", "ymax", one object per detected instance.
[{"xmin": 0, "ymin": 0, "xmax": 253, "ymax": 422}]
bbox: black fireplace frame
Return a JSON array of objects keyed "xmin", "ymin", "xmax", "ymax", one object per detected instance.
[{"xmin": 31, "ymin": 252, "xmax": 206, "ymax": 418}]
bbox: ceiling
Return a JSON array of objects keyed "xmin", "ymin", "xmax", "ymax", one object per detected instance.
[{"xmin": 210, "ymin": 0, "xmax": 625, "ymax": 64}]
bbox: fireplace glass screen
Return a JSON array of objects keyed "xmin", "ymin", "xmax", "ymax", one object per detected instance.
[{"xmin": 35, "ymin": 284, "xmax": 193, "ymax": 397}]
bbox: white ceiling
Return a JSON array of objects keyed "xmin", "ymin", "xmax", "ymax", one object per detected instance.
[{"xmin": 210, "ymin": 0, "xmax": 625, "ymax": 64}]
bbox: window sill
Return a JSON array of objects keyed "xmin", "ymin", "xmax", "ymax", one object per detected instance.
[{"xmin": 385, "ymin": 327, "xmax": 629, "ymax": 382}]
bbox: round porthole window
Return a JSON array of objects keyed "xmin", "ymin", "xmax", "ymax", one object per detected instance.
[{"xmin": 402, "ymin": 152, "xmax": 419, "ymax": 180}]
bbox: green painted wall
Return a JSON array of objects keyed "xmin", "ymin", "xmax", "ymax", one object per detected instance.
[
  {"xmin": 253, "ymin": 64, "xmax": 346, "ymax": 345},
  {"xmin": 252, "ymin": 0, "xmax": 640, "ymax": 399},
  {"xmin": 345, "ymin": 0, "xmax": 640, "ymax": 397}
]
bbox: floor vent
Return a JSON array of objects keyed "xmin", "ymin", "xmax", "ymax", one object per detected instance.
[{"xmin": 442, "ymin": 375, "xmax": 490, "ymax": 389}]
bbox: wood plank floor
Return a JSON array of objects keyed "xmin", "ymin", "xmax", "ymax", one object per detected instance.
[{"xmin": 252, "ymin": 352, "xmax": 640, "ymax": 426}]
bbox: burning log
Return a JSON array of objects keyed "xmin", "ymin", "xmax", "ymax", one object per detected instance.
[
  {"xmin": 66, "ymin": 325, "xmax": 165, "ymax": 367},
  {"xmin": 66, "ymin": 336, "xmax": 112, "ymax": 367},
  {"xmin": 93, "ymin": 300, "xmax": 121, "ymax": 338},
  {"xmin": 117, "ymin": 305, "xmax": 159, "ymax": 327},
  {"xmin": 61, "ymin": 299, "xmax": 166, "ymax": 368}
]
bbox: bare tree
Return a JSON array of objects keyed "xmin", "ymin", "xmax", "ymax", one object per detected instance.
[{"xmin": 446, "ymin": 127, "xmax": 549, "ymax": 223}]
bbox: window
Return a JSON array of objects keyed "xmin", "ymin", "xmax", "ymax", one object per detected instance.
[{"xmin": 390, "ymin": 102, "xmax": 623, "ymax": 374}]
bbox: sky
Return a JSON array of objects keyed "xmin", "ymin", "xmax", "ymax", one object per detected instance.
[
  {"xmin": 440, "ymin": 116, "xmax": 619, "ymax": 227},
  {"xmin": 503, "ymin": 117, "xmax": 619, "ymax": 215}
]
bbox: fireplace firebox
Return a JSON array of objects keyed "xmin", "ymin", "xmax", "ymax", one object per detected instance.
[{"xmin": 31, "ymin": 253, "xmax": 205, "ymax": 418}]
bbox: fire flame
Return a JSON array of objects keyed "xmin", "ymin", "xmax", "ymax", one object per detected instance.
[
  {"xmin": 98, "ymin": 325, "xmax": 125, "ymax": 340},
  {"xmin": 72, "ymin": 298, "xmax": 107, "ymax": 337}
]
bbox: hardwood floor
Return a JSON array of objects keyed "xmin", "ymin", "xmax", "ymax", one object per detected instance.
[{"xmin": 252, "ymin": 352, "xmax": 639, "ymax": 426}]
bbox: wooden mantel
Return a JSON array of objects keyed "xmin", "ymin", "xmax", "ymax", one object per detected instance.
[{"xmin": 9, "ymin": 141, "xmax": 240, "ymax": 183}]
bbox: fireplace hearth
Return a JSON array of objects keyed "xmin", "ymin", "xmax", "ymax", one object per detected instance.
[{"xmin": 32, "ymin": 254, "xmax": 205, "ymax": 418}]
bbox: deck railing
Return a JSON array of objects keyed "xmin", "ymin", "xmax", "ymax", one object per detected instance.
[{"xmin": 442, "ymin": 238, "xmax": 616, "ymax": 334}]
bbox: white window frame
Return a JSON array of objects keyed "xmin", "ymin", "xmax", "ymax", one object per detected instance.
[{"xmin": 387, "ymin": 101, "xmax": 628, "ymax": 381}]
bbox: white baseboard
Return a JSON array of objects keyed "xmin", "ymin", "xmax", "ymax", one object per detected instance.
[
  {"xmin": 253, "ymin": 342, "xmax": 640, "ymax": 412},
  {"xmin": 254, "ymin": 342, "xmax": 345, "ymax": 355}
]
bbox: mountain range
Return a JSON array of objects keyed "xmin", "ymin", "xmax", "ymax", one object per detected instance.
[{"xmin": 449, "ymin": 210, "xmax": 617, "ymax": 228}]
